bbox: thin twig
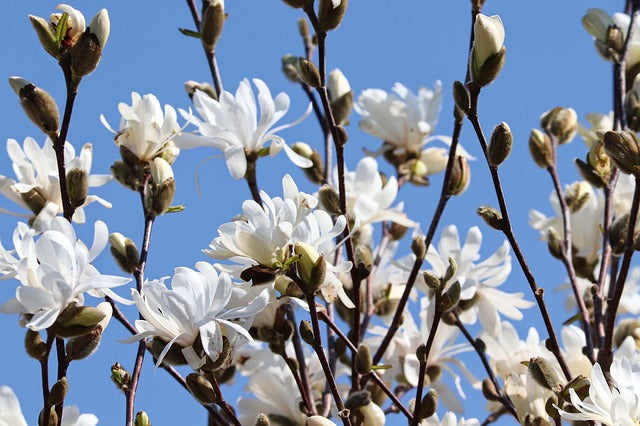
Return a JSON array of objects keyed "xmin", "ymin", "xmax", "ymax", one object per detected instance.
[
  {"xmin": 245, "ymin": 156, "xmax": 262, "ymax": 205},
  {"xmin": 546, "ymin": 154, "xmax": 595, "ymax": 363},
  {"xmin": 466, "ymin": 90, "xmax": 572, "ymax": 381},
  {"xmin": 184, "ymin": 0, "xmax": 223, "ymax": 96},
  {"xmin": 209, "ymin": 374, "xmax": 241, "ymax": 426},
  {"xmin": 286, "ymin": 306, "xmax": 316, "ymax": 415},
  {"xmin": 360, "ymin": 225, "xmax": 391, "ymax": 340},
  {"xmin": 40, "ymin": 331, "xmax": 56, "ymax": 426},
  {"xmin": 54, "ymin": 337, "xmax": 69, "ymax": 424}
]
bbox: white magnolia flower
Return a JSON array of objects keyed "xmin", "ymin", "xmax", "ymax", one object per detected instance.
[
  {"xmin": 0, "ymin": 386, "xmax": 27, "ymax": 426},
  {"xmin": 0, "ymin": 218, "xmax": 130, "ymax": 330},
  {"xmin": 207, "ymin": 175, "xmax": 353, "ymax": 307},
  {"xmin": 0, "ymin": 137, "xmax": 111, "ymax": 224},
  {"xmin": 425, "ymin": 225, "xmax": 532, "ymax": 336},
  {"xmin": 325, "ymin": 157, "xmax": 415, "ymax": 230},
  {"xmin": 101, "ymin": 92, "xmax": 181, "ymax": 163},
  {"xmin": 237, "ymin": 343, "xmax": 325, "ymax": 425},
  {"xmin": 583, "ymin": 9, "xmax": 640, "ymax": 69},
  {"xmin": 177, "ymin": 78, "xmax": 312, "ymax": 179},
  {"xmin": 355, "ymin": 81, "xmax": 442, "ymax": 156},
  {"xmin": 471, "ymin": 14, "xmax": 505, "ymax": 75},
  {"xmin": 126, "ymin": 261, "xmax": 268, "ymax": 369},
  {"xmin": 60, "ymin": 405, "xmax": 99, "ymax": 426},
  {"xmin": 503, "ymin": 372, "xmax": 551, "ymax": 422},
  {"xmin": 558, "ymin": 357, "xmax": 640, "ymax": 425},
  {"xmin": 481, "ymin": 321, "xmax": 547, "ymax": 378},
  {"xmin": 50, "ymin": 4, "xmax": 86, "ymax": 45},
  {"xmin": 420, "ymin": 412, "xmax": 479, "ymax": 426},
  {"xmin": 367, "ymin": 297, "xmax": 476, "ymax": 413},
  {"xmin": 578, "ymin": 111, "xmax": 613, "ymax": 148}
]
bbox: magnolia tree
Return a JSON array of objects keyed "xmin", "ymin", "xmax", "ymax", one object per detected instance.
[{"xmin": 2, "ymin": 1, "xmax": 640, "ymax": 425}]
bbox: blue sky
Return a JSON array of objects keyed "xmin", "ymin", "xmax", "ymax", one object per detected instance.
[{"xmin": 0, "ymin": 1, "xmax": 627, "ymax": 424}]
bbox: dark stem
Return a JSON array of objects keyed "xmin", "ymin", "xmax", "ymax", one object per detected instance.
[
  {"xmin": 453, "ymin": 313, "xmax": 517, "ymax": 418},
  {"xmin": 322, "ymin": 301, "xmax": 338, "ymax": 417},
  {"xmin": 125, "ymin": 176, "xmax": 155, "ymax": 426},
  {"xmin": 40, "ymin": 331, "xmax": 56, "ymax": 426},
  {"xmin": 305, "ymin": 295, "xmax": 351, "ymax": 426},
  {"xmin": 601, "ymin": 175, "xmax": 640, "ymax": 372},
  {"xmin": 318, "ymin": 310, "xmax": 413, "ymax": 421},
  {"xmin": 466, "ymin": 93, "xmax": 572, "ymax": 380},
  {"xmin": 546, "ymin": 156, "xmax": 595, "ymax": 362},
  {"xmin": 185, "ymin": 0, "xmax": 223, "ymax": 97},
  {"xmin": 285, "ymin": 306, "xmax": 316, "ymax": 415},
  {"xmin": 245, "ymin": 156, "xmax": 262, "ymax": 205},
  {"xmin": 360, "ymin": 226, "xmax": 391, "ymax": 340},
  {"xmin": 54, "ymin": 337, "xmax": 69, "ymax": 424},
  {"xmin": 411, "ymin": 299, "xmax": 443, "ymax": 426},
  {"xmin": 209, "ymin": 374, "xmax": 241, "ymax": 426},
  {"xmin": 54, "ymin": 64, "xmax": 80, "ymax": 222},
  {"xmin": 481, "ymin": 407, "xmax": 508, "ymax": 426}
]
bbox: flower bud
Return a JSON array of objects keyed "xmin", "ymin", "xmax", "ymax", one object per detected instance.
[
  {"xmin": 298, "ymin": 18, "xmax": 310, "ymax": 37},
  {"xmin": 48, "ymin": 377, "xmax": 68, "ymax": 406},
  {"xmin": 299, "ymin": 320, "xmax": 314, "ymax": 345},
  {"xmin": 70, "ymin": 9, "xmax": 110, "ymax": 79},
  {"xmin": 417, "ymin": 389, "xmax": 438, "ymax": 420},
  {"xmin": 29, "ymin": 15, "xmax": 59, "ymax": 59},
  {"xmin": 334, "ymin": 125, "xmax": 349, "ymax": 146},
  {"xmin": 201, "ymin": 0, "xmax": 225, "ymax": 53},
  {"xmin": 184, "ymin": 80, "xmax": 217, "ymax": 100},
  {"xmin": 318, "ymin": 185, "xmax": 342, "ymax": 215},
  {"xmin": 21, "ymin": 187, "xmax": 48, "ymax": 216},
  {"xmin": 9, "ymin": 77, "xmax": 59, "ymax": 137},
  {"xmin": 292, "ymin": 142, "xmax": 324, "ymax": 184},
  {"xmin": 147, "ymin": 338, "xmax": 188, "ymax": 366},
  {"xmin": 355, "ymin": 244, "xmax": 373, "ymax": 279},
  {"xmin": 159, "ymin": 141, "xmax": 180, "ymax": 165},
  {"xmin": 447, "ymin": 155, "xmax": 470, "ymax": 195},
  {"xmin": 452, "ymin": 80, "xmax": 470, "ymax": 114},
  {"xmin": 527, "ymin": 357, "xmax": 563, "ymax": 392},
  {"xmin": 298, "ymin": 58, "xmax": 321, "ymax": 88},
  {"xmin": 357, "ymin": 401, "xmax": 385, "ymax": 426},
  {"xmin": 146, "ymin": 158, "xmax": 176, "ymax": 216},
  {"xmin": 66, "ymin": 168, "xmax": 88, "ymax": 208},
  {"xmin": 487, "ymin": 122, "xmax": 512, "ymax": 167},
  {"xmin": 56, "ymin": 304, "xmax": 106, "ymax": 337},
  {"xmin": 627, "ymin": 75, "xmax": 640, "ymax": 132},
  {"xmin": 306, "ymin": 416, "xmax": 337, "ymax": 426},
  {"xmin": 481, "ymin": 378, "xmax": 501, "ymax": 402},
  {"xmin": 420, "ymin": 147, "xmax": 448, "ymax": 175},
  {"xmin": 88, "ymin": 9, "xmax": 110, "ymax": 48},
  {"xmin": 604, "ymin": 130, "xmax": 640, "ymax": 175},
  {"xmin": 294, "ymin": 242, "xmax": 326, "ymax": 292},
  {"xmin": 614, "ymin": 318, "xmax": 640, "ymax": 348},
  {"xmin": 355, "ymin": 344, "xmax": 373, "ymax": 374},
  {"xmin": 135, "ymin": 411, "xmax": 151, "ymax": 426},
  {"xmin": 564, "ymin": 181, "xmax": 591, "ymax": 213},
  {"xmin": 440, "ymin": 280, "xmax": 461, "ymax": 312},
  {"xmin": 575, "ymin": 157, "xmax": 607, "ymax": 188},
  {"xmin": 282, "ymin": 55, "xmax": 302, "ymax": 83},
  {"xmin": 186, "ymin": 373, "xmax": 217, "ymax": 404},
  {"xmin": 111, "ymin": 161, "xmax": 142, "ymax": 191},
  {"xmin": 529, "ymin": 129, "xmax": 553, "ymax": 168},
  {"xmin": 318, "ymin": 0, "xmax": 348, "ymax": 32},
  {"xmin": 444, "ymin": 257, "xmax": 457, "ymax": 284},
  {"xmin": 583, "ymin": 9, "xmax": 622, "ymax": 60},
  {"xmin": 611, "ymin": 213, "xmax": 630, "ymax": 256},
  {"xmin": 411, "ymin": 236, "xmax": 426, "ymax": 260},
  {"xmin": 328, "ymin": 68, "xmax": 352, "ymax": 125},
  {"xmin": 388, "ymin": 222, "xmax": 409, "ymax": 241},
  {"xmin": 471, "ymin": 14, "xmax": 506, "ymax": 86},
  {"xmin": 546, "ymin": 228, "xmax": 564, "ymax": 260},
  {"xmin": 540, "ymin": 107, "xmax": 577, "ymax": 145},
  {"xmin": 66, "ymin": 325, "xmax": 102, "ymax": 361},
  {"xmin": 423, "ymin": 271, "xmax": 441, "ymax": 291},
  {"xmin": 111, "ymin": 362, "xmax": 131, "ymax": 392},
  {"xmin": 255, "ymin": 414, "xmax": 271, "ymax": 426},
  {"xmin": 25, "ymin": 330, "xmax": 47, "ymax": 360},
  {"xmin": 476, "ymin": 205, "xmax": 504, "ymax": 231},
  {"xmin": 110, "ymin": 232, "xmax": 140, "ymax": 274}
]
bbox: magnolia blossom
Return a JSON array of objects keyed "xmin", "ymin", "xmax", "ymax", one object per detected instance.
[
  {"xmin": 325, "ymin": 157, "xmax": 415, "ymax": 229},
  {"xmin": 50, "ymin": 4, "xmax": 86, "ymax": 45},
  {"xmin": 421, "ymin": 412, "xmax": 479, "ymax": 426},
  {"xmin": 126, "ymin": 262, "xmax": 269, "ymax": 369},
  {"xmin": 367, "ymin": 297, "xmax": 476, "ymax": 412},
  {"xmin": 583, "ymin": 9, "xmax": 640, "ymax": 69},
  {"xmin": 558, "ymin": 357, "xmax": 640, "ymax": 424},
  {"xmin": 178, "ymin": 78, "xmax": 312, "ymax": 179},
  {"xmin": 236, "ymin": 343, "xmax": 325, "ymax": 425},
  {"xmin": 471, "ymin": 14, "xmax": 505, "ymax": 75},
  {"xmin": 0, "ymin": 386, "xmax": 27, "ymax": 426},
  {"xmin": 101, "ymin": 92, "xmax": 182, "ymax": 163},
  {"xmin": 0, "ymin": 137, "xmax": 111, "ymax": 224},
  {"xmin": 207, "ymin": 175, "xmax": 353, "ymax": 306},
  {"xmin": 0, "ymin": 218, "xmax": 130, "ymax": 330},
  {"xmin": 424, "ymin": 225, "xmax": 532, "ymax": 335},
  {"xmin": 355, "ymin": 81, "xmax": 442, "ymax": 156},
  {"xmin": 60, "ymin": 405, "xmax": 99, "ymax": 426},
  {"xmin": 577, "ymin": 111, "xmax": 613, "ymax": 148}
]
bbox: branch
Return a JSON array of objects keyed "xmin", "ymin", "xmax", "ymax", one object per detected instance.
[{"xmin": 184, "ymin": 0, "xmax": 223, "ymax": 96}]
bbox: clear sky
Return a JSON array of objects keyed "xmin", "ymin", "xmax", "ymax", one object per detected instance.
[{"xmin": 0, "ymin": 0, "xmax": 626, "ymax": 424}]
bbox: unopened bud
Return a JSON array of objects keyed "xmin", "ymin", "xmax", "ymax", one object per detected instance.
[
  {"xmin": 298, "ymin": 58, "xmax": 321, "ymax": 88},
  {"xmin": 471, "ymin": 14, "xmax": 506, "ymax": 86},
  {"xmin": 388, "ymin": 222, "xmax": 409, "ymax": 241},
  {"xmin": 295, "ymin": 242, "xmax": 326, "ymax": 292},
  {"xmin": 201, "ymin": 0, "xmax": 225, "ymax": 53},
  {"xmin": 319, "ymin": 185, "xmax": 342, "ymax": 215},
  {"xmin": 25, "ymin": 330, "xmax": 47, "ymax": 360},
  {"xmin": 452, "ymin": 80, "xmax": 470, "ymax": 114},
  {"xmin": 318, "ymin": 0, "xmax": 348, "ymax": 32},
  {"xmin": 56, "ymin": 305, "xmax": 106, "ymax": 337},
  {"xmin": 282, "ymin": 55, "xmax": 302, "ymax": 83},
  {"xmin": 186, "ymin": 373, "xmax": 217, "ymax": 404},
  {"xmin": 111, "ymin": 362, "xmax": 130, "ymax": 392},
  {"xmin": 357, "ymin": 401, "xmax": 385, "ymax": 426},
  {"xmin": 487, "ymin": 122, "xmax": 512, "ymax": 167},
  {"xmin": 146, "ymin": 158, "xmax": 176, "ymax": 216},
  {"xmin": 476, "ymin": 205, "xmax": 504, "ymax": 231},
  {"xmin": 482, "ymin": 378, "xmax": 501, "ymax": 401},
  {"xmin": 306, "ymin": 416, "xmax": 336, "ymax": 426},
  {"xmin": 185, "ymin": 80, "xmax": 217, "ymax": 100},
  {"xmin": 70, "ymin": 28, "xmax": 103, "ymax": 78},
  {"xmin": 9, "ymin": 77, "xmax": 59, "ymax": 137},
  {"xmin": 48, "ymin": 377, "xmax": 68, "ymax": 406},
  {"xmin": 299, "ymin": 321, "xmax": 314, "ymax": 345},
  {"xmin": 21, "ymin": 187, "xmax": 48, "ymax": 216},
  {"xmin": 355, "ymin": 245, "xmax": 373, "ymax": 279},
  {"xmin": 564, "ymin": 181, "xmax": 591, "ymax": 213},
  {"xmin": 411, "ymin": 236, "xmax": 426, "ymax": 260},
  {"xmin": 292, "ymin": 142, "xmax": 324, "ymax": 184},
  {"xmin": 416, "ymin": 344, "xmax": 427, "ymax": 363},
  {"xmin": 444, "ymin": 257, "xmax": 457, "ymax": 284},
  {"xmin": 440, "ymin": 281, "xmax": 461, "ymax": 312},
  {"xmin": 66, "ymin": 325, "xmax": 102, "ymax": 361},
  {"xmin": 546, "ymin": 228, "xmax": 564, "ymax": 260},
  {"xmin": 423, "ymin": 271, "xmax": 441, "ymax": 292},
  {"xmin": 298, "ymin": 18, "xmax": 310, "ymax": 37},
  {"xmin": 604, "ymin": 130, "xmax": 640, "ymax": 175},
  {"xmin": 529, "ymin": 129, "xmax": 553, "ymax": 168},
  {"xmin": 355, "ymin": 344, "xmax": 373, "ymax": 374},
  {"xmin": 545, "ymin": 395, "xmax": 560, "ymax": 419},
  {"xmin": 66, "ymin": 168, "xmax": 88, "ymax": 208},
  {"xmin": 255, "ymin": 413, "xmax": 271, "ymax": 426},
  {"xmin": 540, "ymin": 107, "xmax": 578, "ymax": 145},
  {"xmin": 328, "ymin": 68, "xmax": 352, "ymax": 125},
  {"xmin": 29, "ymin": 15, "xmax": 59, "ymax": 59},
  {"xmin": 417, "ymin": 389, "xmax": 438, "ymax": 420},
  {"xmin": 110, "ymin": 232, "xmax": 140, "ymax": 274},
  {"xmin": 447, "ymin": 155, "xmax": 470, "ymax": 195},
  {"xmin": 575, "ymin": 157, "xmax": 607, "ymax": 188},
  {"xmin": 135, "ymin": 411, "xmax": 151, "ymax": 426},
  {"xmin": 527, "ymin": 357, "xmax": 563, "ymax": 391}
]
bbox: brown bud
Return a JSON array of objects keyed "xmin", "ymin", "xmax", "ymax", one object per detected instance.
[
  {"xmin": 529, "ymin": 129, "xmax": 553, "ymax": 168},
  {"xmin": 66, "ymin": 168, "xmax": 88, "ymax": 208},
  {"xmin": 111, "ymin": 362, "xmax": 131, "ymax": 392},
  {"xmin": 472, "ymin": 46, "xmax": 506, "ymax": 87},
  {"xmin": 48, "ymin": 377, "xmax": 68, "ymax": 406},
  {"xmin": 487, "ymin": 122, "xmax": 512, "ymax": 167},
  {"xmin": 282, "ymin": 0, "xmax": 306, "ymax": 8},
  {"xmin": 9, "ymin": 77, "xmax": 59, "ymax": 137},
  {"xmin": 575, "ymin": 157, "xmax": 607, "ymax": 188},
  {"xmin": 411, "ymin": 236, "xmax": 426, "ymax": 260},
  {"xmin": 452, "ymin": 80, "xmax": 470, "ymax": 114},
  {"xmin": 200, "ymin": 0, "xmax": 225, "ymax": 53},
  {"xmin": 603, "ymin": 130, "xmax": 640, "ymax": 175},
  {"xmin": 527, "ymin": 357, "xmax": 563, "ymax": 392},
  {"xmin": 298, "ymin": 58, "xmax": 321, "ymax": 88},
  {"xmin": 135, "ymin": 411, "xmax": 151, "ymax": 426},
  {"xmin": 318, "ymin": 185, "xmax": 342, "ymax": 215},
  {"xmin": 70, "ymin": 31, "xmax": 102, "ymax": 78},
  {"xmin": 186, "ymin": 373, "xmax": 217, "ymax": 404},
  {"xmin": 476, "ymin": 205, "xmax": 504, "ymax": 231},
  {"xmin": 66, "ymin": 326, "xmax": 102, "ymax": 361},
  {"xmin": 540, "ymin": 107, "xmax": 578, "ymax": 145},
  {"xmin": 417, "ymin": 389, "xmax": 438, "ymax": 420},
  {"xmin": 318, "ymin": 0, "xmax": 348, "ymax": 32},
  {"xmin": 25, "ymin": 329, "xmax": 48, "ymax": 360},
  {"xmin": 356, "ymin": 344, "xmax": 373, "ymax": 374},
  {"xmin": 299, "ymin": 320, "xmax": 314, "ymax": 345},
  {"xmin": 447, "ymin": 155, "xmax": 470, "ymax": 195}
]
